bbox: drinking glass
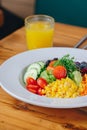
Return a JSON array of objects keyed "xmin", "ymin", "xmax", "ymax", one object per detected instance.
[{"xmin": 25, "ymin": 15, "xmax": 55, "ymax": 50}]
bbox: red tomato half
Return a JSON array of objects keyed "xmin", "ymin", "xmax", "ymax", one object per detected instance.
[
  {"xmin": 26, "ymin": 84, "xmax": 39, "ymax": 92},
  {"xmin": 37, "ymin": 88, "xmax": 43, "ymax": 96},
  {"xmin": 27, "ymin": 88, "xmax": 37, "ymax": 94},
  {"xmin": 37, "ymin": 77, "xmax": 47, "ymax": 88},
  {"xmin": 26, "ymin": 77, "xmax": 37, "ymax": 85},
  {"xmin": 53, "ymin": 66, "xmax": 67, "ymax": 79}
]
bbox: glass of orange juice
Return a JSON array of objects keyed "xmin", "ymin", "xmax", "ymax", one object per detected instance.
[{"xmin": 25, "ymin": 15, "xmax": 55, "ymax": 50}]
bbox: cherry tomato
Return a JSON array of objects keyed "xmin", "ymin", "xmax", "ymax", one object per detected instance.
[
  {"xmin": 37, "ymin": 88, "xmax": 43, "ymax": 96},
  {"xmin": 53, "ymin": 66, "xmax": 67, "ymax": 79},
  {"xmin": 26, "ymin": 77, "xmax": 37, "ymax": 85},
  {"xmin": 37, "ymin": 77, "xmax": 47, "ymax": 88},
  {"xmin": 26, "ymin": 84, "xmax": 39, "ymax": 91},
  {"xmin": 27, "ymin": 88, "xmax": 37, "ymax": 94}
]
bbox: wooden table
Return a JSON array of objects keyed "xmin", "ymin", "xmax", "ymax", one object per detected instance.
[{"xmin": 0, "ymin": 23, "xmax": 87, "ymax": 130}]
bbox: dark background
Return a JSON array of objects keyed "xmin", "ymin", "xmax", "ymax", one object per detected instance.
[{"xmin": 0, "ymin": 6, "xmax": 24, "ymax": 39}]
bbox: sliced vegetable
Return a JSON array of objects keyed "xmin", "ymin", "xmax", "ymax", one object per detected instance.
[
  {"xmin": 53, "ymin": 54, "xmax": 77, "ymax": 79},
  {"xmin": 38, "ymin": 61, "xmax": 45, "ymax": 68},
  {"xmin": 27, "ymin": 63, "xmax": 41, "ymax": 74},
  {"xmin": 46, "ymin": 60, "xmax": 56, "ymax": 72},
  {"xmin": 26, "ymin": 84, "xmax": 39, "ymax": 94},
  {"xmin": 72, "ymin": 70, "xmax": 82, "ymax": 85},
  {"xmin": 40, "ymin": 70, "xmax": 49, "ymax": 82},
  {"xmin": 53, "ymin": 65, "xmax": 67, "ymax": 79},
  {"xmin": 40, "ymin": 70, "xmax": 56, "ymax": 83},
  {"xmin": 24, "ymin": 68, "xmax": 38, "ymax": 83},
  {"xmin": 26, "ymin": 84, "xmax": 39, "ymax": 91},
  {"xmin": 26, "ymin": 77, "xmax": 37, "ymax": 85},
  {"xmin": 37, "ymin": 88, "xmax": 43, "ymax": 95},
  {"xmin": 37, "ymin": 77, "xmax": 47, "ymax": 88},
  {"xmin": 24, "ymin": 61, "xmax": 45, "ymax": 84},
  {"xmin": 46, "ymin": 66, "xmax": 54, "ymax": 71}
]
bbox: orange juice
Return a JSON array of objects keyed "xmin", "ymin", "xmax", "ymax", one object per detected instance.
[{"xmin": 25, "ymin": 21, "xmax": 54, "ymax": 50}]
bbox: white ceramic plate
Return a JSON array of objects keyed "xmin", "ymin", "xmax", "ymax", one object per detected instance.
[{"xmin": 0, "ymin": 47, "xmax": 87, "ymax": 108}]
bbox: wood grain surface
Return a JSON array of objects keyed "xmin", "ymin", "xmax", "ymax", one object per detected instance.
[{"xmin": 0, "ymin": 23, "xmax": 87, "ymax": 130}]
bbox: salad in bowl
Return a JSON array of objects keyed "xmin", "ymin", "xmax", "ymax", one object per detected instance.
[{"xmin": 23, "ymin": 54, "xmax": 87, "ymax": 98}]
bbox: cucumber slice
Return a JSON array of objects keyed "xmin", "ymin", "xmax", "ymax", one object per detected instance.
[
  {"xmin": 24, "ymin": 68, "xmax": 38, "ymax": 83},
  {"xmin": 72, "ymin": 70, "xmax": 82, "ymax": 85},
  {"xmin": 23, "ymin": 61, "xmax": 45, "ymax": 84},
  {"xmin": 38, "ymin": 61, "xmax": 45, "ymax": 68},
  {"xmin": 27, "ymin": 63, "xmax": 41, "ymax": 74}
]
